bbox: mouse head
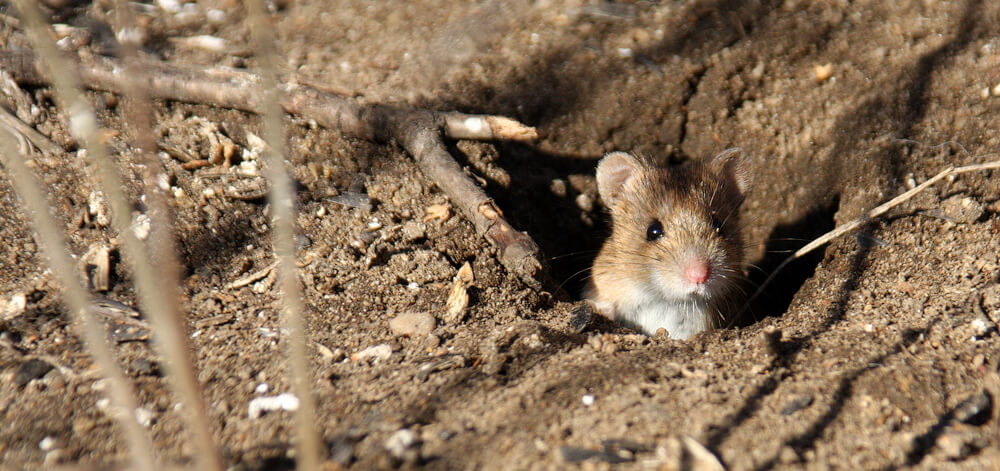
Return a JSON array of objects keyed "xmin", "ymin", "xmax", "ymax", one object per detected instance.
[{"xmin": 594, "ymin": 149, "xmax": 751, "ymax": 300}]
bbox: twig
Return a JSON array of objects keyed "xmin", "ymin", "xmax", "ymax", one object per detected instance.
[
  {"xmin": 0, "ymin": 106, "xmax": 63, "ymax": 156},
  {"xmin": 0, "ymin": 51, "xmax": 548, "ymax": 289},
  {"xmin": 739, "ymin": 160, "xmax": 1000, "ymax": 321},
  {"xmin": 246, "ymin": 1, "xmax": 322, "ymax": 469},
  {"xmin": 10, "ymin": 2, "xmax": 222, "ymax": 470}
]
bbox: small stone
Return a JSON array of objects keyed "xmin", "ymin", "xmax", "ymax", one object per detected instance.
[
  {"xmin": 581, "ymin": 394, "xmax": 595, "ymax": 407},
  {"xmin": 247, "ymin": 393, "xmax": 299, "ymax": 419},
  {"xmin": 126, "ymin": 358, "xmax": 160, "ymax": 377},
  {"xmin": 72, "ymin": 418, "xmax": 96, "ymax": 434},
  {"xmin": 401, "ymin": 221, "xmax": 426, "ymax": 242},
  {"xmin": 569, "ymin": 304, "xmax": 593, "ymax": 333},
  {"xmin": 389, "ymin": 312, "xmax": 436, "ymax": 337},
  {"xmin": 422, "ymin": 334, "xmax": 441, "ymax": 351},
  {"xmin": 550, "ymin": 179, "xmax": 567, "ymax": 197},
  {"xmin": 1, "ymin": 292, "xmax": 26, "ymax": 319},
  {"xmin": 351, "ymin": 344, "xmax": 392, "ymax": 363},
  {"xmin": 813, "ymin": 63, "xmax": 833, "ymax": 82},
  {"xmin": 939, "ymin": 195, "xmax": 984, "ymax": 224},
  {"xmin": 780, "ymin": 395, "xmax": 814, "ymax": 415},
  {"xmin": 385, "ymin": 428, "xmax": 420, "ymax": 461},
  {"xmin": 315, "ymin": 343, "xmax": 344, "ymax": 362},
  {"xmin": 14, "ymin": 359, "xmax": 53, "ymax": 388},
  {"xmin": 134, "ymin": 407, "xmax": 155, "ymax": 427},
  {"xmin": 39, "ymin": 436, "xmax": 57, "ymax": 451},
  {"xmin": 779, "ymin": 446, "xmax": 799, "ymax": 464}
]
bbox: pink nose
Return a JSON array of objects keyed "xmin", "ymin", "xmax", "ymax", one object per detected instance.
[{"xmin": 684, "ymin": 260, "xmax": 710, "ymax": 284}]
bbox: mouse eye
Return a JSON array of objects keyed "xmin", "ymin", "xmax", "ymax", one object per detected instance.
[
  {"xmin": 711, "ymin": 214, "xmax": 724, "ymax": 233},
  {"xmin": 646, "ymin": 220, "xmax": 664, "ymax": 242}
]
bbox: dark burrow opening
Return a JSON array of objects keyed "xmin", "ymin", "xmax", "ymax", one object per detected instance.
[{"xmin": 735, "ymin": 197, "xmax": 840, "ymax": 328}]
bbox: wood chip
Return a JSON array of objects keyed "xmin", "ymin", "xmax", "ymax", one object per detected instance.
[
  {"xmin": 193, "ymin": 313, "xmax": 235, "ymax": 329},
  {"xmin": 423, "ymin": 203, "xmax": 451, "ymax": 222},
  {"xmin": 444, "ymin": 262, "xmax": 474, "ymax": 324},
  {"xmin": 82, "ymin": 245, "xmax": 111, "ymax": 292},
  {"xmin": 227, "ymin": 261, "xmax": 277, "ymax": 289}
]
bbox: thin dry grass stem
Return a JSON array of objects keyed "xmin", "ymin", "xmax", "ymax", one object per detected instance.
[
  {"xmin": 739, "ymin": 160, "xmax": 1000, "ymax": 323},
  {"xmin": 12, "ymin": 2, "xmax": 223, "ymax": 470},
  {"xmin": 0, "ymin": 127, "xmax": 157, "ymax": 469},
  {"xmin": 246, "ymin": 1, "xmax": 323, "ymax": 469}
]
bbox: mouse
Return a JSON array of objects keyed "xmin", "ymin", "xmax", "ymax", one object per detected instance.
[{"xmin": 584, "ymin": 149, "xmax": 751, "ymax": 339}]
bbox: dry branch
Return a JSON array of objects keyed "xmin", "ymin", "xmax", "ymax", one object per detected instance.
[
  {"xmin": 0, "ymin": 51, "xmax": 547, "ymax": 290},
  {"xmin": 246, "ymin": 0, "xmax": 322, "ymax": 467}
]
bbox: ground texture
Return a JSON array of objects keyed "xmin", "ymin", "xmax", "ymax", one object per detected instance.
[{"xmin": 2, "ymin": 0, "xmax": 1000, "ymax": 469}]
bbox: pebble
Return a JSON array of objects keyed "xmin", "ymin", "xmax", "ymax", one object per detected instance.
[
  {"xmin": 14, "ymin": 359, "xmax": 53, "ymax": 388},
  {"xmin": 569, "ymin": 304, "xmax": 593, "ymax": 333},
  {"xmin": 389, "ymin": 312, "xmax": 436, "ymax": 337},
  {"xmin": 2, "ymin": 292, "xmax": 26, "ymax": 319},
  {"xmin": 248, "ymin": 393, "xmax": 299, "ymax": 419},
  {"xmin": 351, "ymin": 344, "xmax": 392, "ymax": 363},
  {"xmin": 314, "ymin": 343, "xmax": 345, "ymax": 362},
  {"xmin": 385, "ymin": 428, "xmax": 419, "ymax": 461},
  {"xmin": 401, "ymin": 221, "xmax": 425, "ymax": 242},
  {"xmin": 134, "ymin": 407, "xmax": 155, "ymax": 427},
  {"xmin": 38, "ymin": 436, "xmax": 57, "ymax": 451},
  {"xmin": 550, "ymin": 179, "xmax": 567, "ymax": 197},
  {"xmin": 127, "ymin": 358, "xmax": 160, "ymax": 377},
  {"xmin": 939, "ymin": 195, "xmax": 984, "ymax": 224}
]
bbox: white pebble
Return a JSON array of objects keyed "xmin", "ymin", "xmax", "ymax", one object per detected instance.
[
  {"xmin": 385, "ymin": 429, "xmax": 417, "ymax": 458},
  {"xmin": 617, "ymin": 47, "xmax": 633, "ymax": 57},
  {"xmin": 248, "ymin": 393, "xmax": 299, "ymax": 419},
  {"xmin": 255, "ymin": 383, "xmax": 270, "ymax": 394},
  {"xmin": 971, "ymin": 318, "xmax": 990, "ymax": 336},
  {"xmin": 134, "ymin": 407, "xmax": 155, "ymax": 427},
  {"xmin": 206, "ymin": 8, "xmax": 226, "ymax": 23},
  {"xmin": 351, "ymin": 344, "xmax": 392, "ymax": 363},
  {"xmin": 581, "ymin": 394, "xmax": 595, "ymax": 407},
  {"xmin": 993, "ymin": 83, "xmax": 1000, "ymax": 97},
  {"xmin": 132, "ymin": 213, "xmax": 151, "ymax": 241},
  {"xmin": 39, "ymin": 436, "xmax": 57, "ymax": 451},
  {"xmin": 156, "ymin": 0, "xmax": 182, "ymax": 13}
]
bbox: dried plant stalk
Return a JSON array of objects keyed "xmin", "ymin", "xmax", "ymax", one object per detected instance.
[
  {"xmin": 11, "ymin": 2, "xmax": 223, "ymax": 469},
  {"xmin": 0, "ymin": 125, "xmax": 157, "ymax": 469},
  {"xmin": 245, "ymin": 1, "xmax": 322, "ymax": 469}
]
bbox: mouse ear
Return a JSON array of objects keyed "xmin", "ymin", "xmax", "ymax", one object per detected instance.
[
  {"xmin": 710, "ymin": 148, "xmax": 752, "ymax": 195},
  {"xmin": 596, "ymin": 152, "xmax": 642, "ymax": 206}
]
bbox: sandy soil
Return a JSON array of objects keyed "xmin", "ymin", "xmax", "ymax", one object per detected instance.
[{"xmin": 2, "ymin": 0, "xmax": 1000, "ymax": 469}]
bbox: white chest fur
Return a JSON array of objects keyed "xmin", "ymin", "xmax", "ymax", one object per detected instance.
[{"xmin": 611, "ymin": 284, "xmax": 713, "ymax": 339}]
